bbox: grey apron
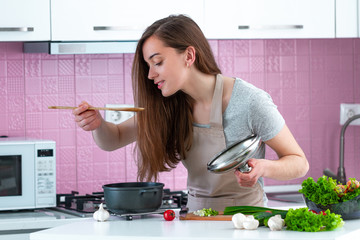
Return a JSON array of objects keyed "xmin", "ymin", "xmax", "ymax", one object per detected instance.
[{"xmin": 181, "ymin": 74, "xmax": 264, "ymax": 212}]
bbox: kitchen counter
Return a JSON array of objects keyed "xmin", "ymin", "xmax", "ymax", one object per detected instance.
[
  {"xmin": 0, "ymin": 209, "xmax": 87, "ymax": 231},
  {"xmin": 0, "ymin": 208, "xmax": 88, "ymax": 240},
  {"xmin": 30, "ymin": 212, "xmax": 360, "ymax": 240}
]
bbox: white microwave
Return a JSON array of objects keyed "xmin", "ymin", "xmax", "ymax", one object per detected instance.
[{"xmin": 0, "ymin": 137, "xmax": 56, "ymax": 211}]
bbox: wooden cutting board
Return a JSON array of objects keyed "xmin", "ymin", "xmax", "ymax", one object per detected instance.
[{"xmin": 179, "ymin": 211, "xmax": 233, "ymax": 221}]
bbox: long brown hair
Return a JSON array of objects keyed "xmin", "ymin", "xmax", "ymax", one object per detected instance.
[{"xmin": 132, "ymin": 14, "xmax": 221, "ymax": 182}]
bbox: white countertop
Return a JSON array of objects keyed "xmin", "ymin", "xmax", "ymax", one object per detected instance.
[
  {"xmin": 0, "ymin": 208, "xmax": 86, "ymax": 231},
  {"xmin": 0, "ymin": 208, "xmax": 88, "ymax": 240},
  {"xmin": 29, "ymin": 212, "xmax": 360, "ymax": 240}
]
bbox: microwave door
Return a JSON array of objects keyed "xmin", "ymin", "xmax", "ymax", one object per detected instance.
[
  {"xmin": 0, "ymin": 144, "xmax": 35, "ymax": 210},
  {"xmin": 0, "ymin": 155, "xmax": 22, "ymax": 196}
]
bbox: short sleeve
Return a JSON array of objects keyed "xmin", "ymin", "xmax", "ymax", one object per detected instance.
[{"xmin": 248, "ymin": 91, "xmax": 285, "ymax": 142}]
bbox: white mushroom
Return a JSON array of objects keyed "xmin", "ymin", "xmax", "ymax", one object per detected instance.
[
  {"xmin": 243, "ymin": 215, "xmax": 259, "ymax": 230},
  {"xmin": 232, "ymin": 213, "xmax": 247, "ymax": 229},
  {"xmin": 232, "ymin": 214, "xmax": 259, "ymax": 230},
  {"xmin": 267, "ymin": 214, "xmax": 285, "ymax": 231},
  {"xmin": 93, "ymin": 203, "xmax": 110, "ymax": 222}
]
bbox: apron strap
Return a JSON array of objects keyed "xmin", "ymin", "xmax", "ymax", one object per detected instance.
[{"xmin": 209, "ymin": 74, "xmax": 224, "ymax": 128}]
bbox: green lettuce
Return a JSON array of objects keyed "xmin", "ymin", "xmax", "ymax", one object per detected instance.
[
  {"xmin": 299, "ymin": 176, "xmax": 360, "ymax": 206},
  {"xmin": 299, "ymin": 176, "xmax": 340, "ymax": 205},
  {"xmin": 285, "ymin": 208, "xmax": 344, "ymax": 232}
]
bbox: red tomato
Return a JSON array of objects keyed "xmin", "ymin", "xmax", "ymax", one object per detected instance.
[
  {"xmin": 308, "ymin": 209, "xmax": 318, "ymax": 214},
  {"xmin": 319, "ymin": 211, "xmax": 327, "ymax": 216},
  {"xmin": 346, "ymin": 179, "xmax": 360, "ymax": 192},
  {"xmin": 163, "ymin": 210, "xmax": 175, "ymax": 221}
]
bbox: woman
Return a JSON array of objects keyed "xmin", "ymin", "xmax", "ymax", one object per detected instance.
[{"xmin": 73, "ymin": 15, "xmax": 309, "ymax": 211}]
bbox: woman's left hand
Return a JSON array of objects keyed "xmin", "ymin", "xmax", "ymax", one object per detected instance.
[
  {"xmin": 234, "ymin": 158, "xmax": 265, "ymax": 187},
  {"xmin": 234, "ymin": 125, "xmax": 309, "ymax": 187}
]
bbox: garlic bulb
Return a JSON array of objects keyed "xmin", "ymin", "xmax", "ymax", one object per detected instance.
[
  {"xmin": 232, "ymin": 214, "xmax": 259, "ymax": 230},
  {"xmin": 267, "ymin": 215, "xmax": 285, "ymax": 231},
  {"xmin": 232, "ymin": 213, "xmax": 247, "ymax": 229},
  {"xmin": 243, "ymin": 215, "xmax": 259, "ymax": 230},
  {"xmin": 93, "ymin": 203, "xmax": 110, "ymax": 222}
]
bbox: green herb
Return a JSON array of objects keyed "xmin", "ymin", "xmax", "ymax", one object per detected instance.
[
  {"xmin": 223, "ymin": 206, "xmax": 288, "ymax": 215},
  {"xmin": 223, "ymin": 206, "xmax": 288, "ymax": 226},
  {"xmin": 194, "ymin": 208, "xmax": 219, "ymax": 217},
  {"xmin": 285, "ymin": 208, "xmax": 344, "ymax": 232}
]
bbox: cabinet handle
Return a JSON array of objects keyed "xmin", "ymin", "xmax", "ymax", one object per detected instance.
[
  {"xmin": 93, "ymin": 26, "xmax": 143, "ymax": 31},
  {"xmin": 0, "ymin": 27, "xmax": 34, "ymax": 32},
  {"xmin": 238, "ymin": 25, "xmax": 303, "ymax": 30}
]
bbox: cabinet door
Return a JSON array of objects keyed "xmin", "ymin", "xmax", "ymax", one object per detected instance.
[
  {"xmin": 336, "ymin": 0, "xmax": 358, "ymax": 37},
  {"xmin": 51, "ymin": 0, "xmax": 204, "ymax": 41},
  {"xmin": 0, "ymin": 0, "xmax": 50, "ymax": 41},
  {"xmin": 204, "ymin": 0, "xmax": 335, "ymax": 39}
]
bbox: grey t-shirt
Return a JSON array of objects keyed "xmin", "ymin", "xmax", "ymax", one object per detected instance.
[
  {"xmin": 223, "ymin": 78, "xmax": 285, "ymax": 148},
  {"xmin": 194, "ymin": 78, "xmax": 285, "ymax": 147},
  {"xmin": 225, "ymin": 78, "xmax": 285, "ymax": 204},
  {"xmin": 193, "ymin": 78, "xmax": 285, "ymax": 204}
]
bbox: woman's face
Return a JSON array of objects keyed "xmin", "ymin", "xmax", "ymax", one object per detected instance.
[{"xmin": 142, "ymin": 35, "xmax": 188, "ymax": 97}]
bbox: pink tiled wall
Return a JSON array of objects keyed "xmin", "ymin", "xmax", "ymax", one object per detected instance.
[{"xmin": 0, "ymin": 39, "xmax": 360, "ymax": 194}]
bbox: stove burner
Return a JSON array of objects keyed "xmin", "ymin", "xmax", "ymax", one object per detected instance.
[
  {"xmin": 56, "ymin": 188, "xmax": 188, "ymax": 220},
  {"xmin": 56, "ymin": 191, "xmax": 104, "ymax": 213}
]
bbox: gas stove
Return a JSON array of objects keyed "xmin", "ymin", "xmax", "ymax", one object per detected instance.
[{"xmin": 55, "ymin": 189, "xmax": 188, "ymax": 220}]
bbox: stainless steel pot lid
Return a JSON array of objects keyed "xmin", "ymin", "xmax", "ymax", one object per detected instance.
[{"xmin": 207, "ymin": 134, "xmax": 262, "ymax": 174}]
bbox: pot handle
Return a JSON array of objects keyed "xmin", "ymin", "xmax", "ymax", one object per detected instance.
[{"xmin": 139, "ymin": 189, "xmax": 158, "ymax": 195}]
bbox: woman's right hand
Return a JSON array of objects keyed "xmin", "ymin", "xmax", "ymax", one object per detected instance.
[{"xmin": 73, "ymin": 101, "xmax": 102, "ymax": 131}]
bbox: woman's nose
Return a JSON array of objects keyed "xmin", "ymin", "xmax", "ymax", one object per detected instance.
[{"xmin": 148, "ymin": 66, "xmax": 157, "ymax": 80}]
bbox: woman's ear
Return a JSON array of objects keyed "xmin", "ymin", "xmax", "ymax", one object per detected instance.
[{"xmin": 185, "ymin": 46, "xmax": 196, "ymax": 67}]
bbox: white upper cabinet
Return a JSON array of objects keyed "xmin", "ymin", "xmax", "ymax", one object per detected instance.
[
  {"xmin": 1, "ymin": 0, "xmax": 358, "ymax": 42},
  {"xmin": 359, "ymin": 0, "xmax": 360, "ymax": 37},
  {"xmin": 336, "ymin": 0, "xmax": 358, "ymax": 37},
  {"xmin": 204, "ymin": 0, "xmax": 335, "ymax": 39},
  {"xmin": 51, "ymin": 0, "xmax": 204, "ymax": 41},
  {"xmin": 0, "ymin": 0, "xmax": 50, "ymax": 41}
]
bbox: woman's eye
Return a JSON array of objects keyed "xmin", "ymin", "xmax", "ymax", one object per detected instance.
[{"xmin": 155, "ymin": 61, "xmax": 162, "ymax": 66}]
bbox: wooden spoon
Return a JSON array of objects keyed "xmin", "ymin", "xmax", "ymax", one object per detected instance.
[{"xmin": 48, "ymin": 106, "xmax": 144, "ymax": 112}]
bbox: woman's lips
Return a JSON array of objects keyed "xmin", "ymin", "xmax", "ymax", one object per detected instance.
[{"xmin": 156, "ymin": 80, "xmax": 165, "ymax": 89}]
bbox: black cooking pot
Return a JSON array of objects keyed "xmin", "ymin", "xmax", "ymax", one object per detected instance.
[{"xmin": 102, "ymin": 182, "xmax": 164, "ymax": 214}]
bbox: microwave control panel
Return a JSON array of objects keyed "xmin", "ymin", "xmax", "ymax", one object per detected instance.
[{"xmin": 35, "ymin": 141, "xmax": 56, "ymax": 208}]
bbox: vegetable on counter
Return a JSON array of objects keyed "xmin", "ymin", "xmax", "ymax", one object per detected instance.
[
  {"xmin": 285, "ymin": 208, "xmax": 344, "ymax": 232},
  {"xmin": 224, "ymin": 206, "xmax": 287, "ymax": 227},
  {"xmin": 224, "ymin": 205, "xmax": 288, "ymax": 216},
  {"xmin": 224, "ymin": 205, "xmax": 344, "ymax": 232},
  {"xmin": 93, "ymin": 203, "xmax": 110, "ymax": 222},
  {"xmin": 163, "ymin": 210, "xmax": 175, "ymax": 221},
  {"xmin": 299, "ymin": 176, "xmax": 360, "ymax": 206},
  {"xmin": 224, "ymin": 175, "xmax": 357, "ymax": 232},
  {"xmin": 193, "ymin": 208, "xmax": 219, "ymax": 217},
  {"xmin": 232, "ymin": 213, "xmax": 259, "ymax": 230},
  {"xmin": 232, "ymin": 213, "xmax": 247, "ymax": 229},
  {"xmin": 267, "ymin": 215, "xmax": 285, "ymax": 231}
]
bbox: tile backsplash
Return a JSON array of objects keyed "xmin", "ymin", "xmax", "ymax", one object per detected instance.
[{"xmin": 0, "ymin": 39, "xmax": 359, "ymax": 194}]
